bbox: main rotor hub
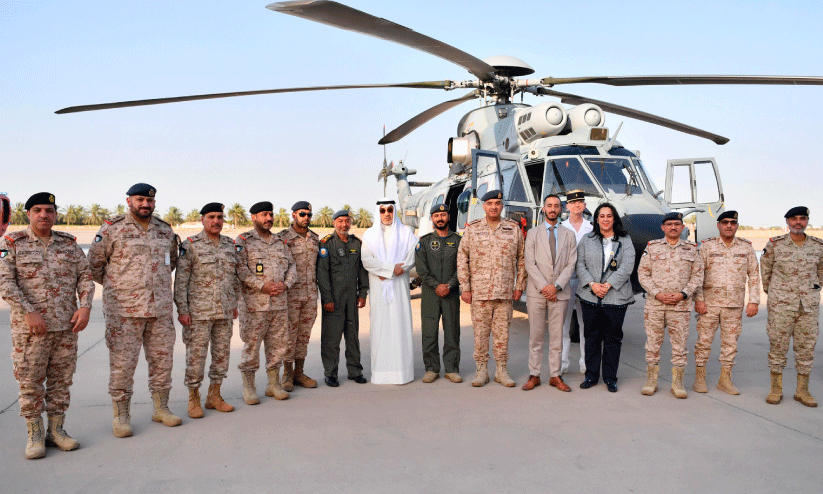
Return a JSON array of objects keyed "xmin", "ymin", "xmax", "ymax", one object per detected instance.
[{"xmin": 482, "ymin": 55, "xmax": 535, "ymax": 77}]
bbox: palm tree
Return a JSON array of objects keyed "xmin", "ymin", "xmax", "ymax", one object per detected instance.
[
  {"xmin": 315, "ymin": 206, "xmax": 334, "ymax": 228},
  {"xmin": 164, "ymin": 206, "xmax": 184, "ymax": 226},
  {"xmin": 355, "ymin": 208, "xmax": 373, "ymax": 228},
  {"xmin": 186, "ymin": 209, "xmax": 201, "ymax": 223},
  {"xmin": 227, "ymin": 203, "xmax": 247, "ymax": 229},
  {"xmin": 275, "ymin": 208, "xmax": 290, "ymax": 228},
  {"xmin": 11, "ymin": 202, "xmax": 27, "ymax": 225},
  {"xmin": 86, "ymin": 204, "xmax": 106, "ymax": 225},
  {"xmin": 63, "ymin": 205, "xmax": 86, "ymax": 226},
  {"xmin": 341, "ymin": 204, "xmax": 353, "ymax": 213},
  {"xmin": 114, "ymin": 204, "xmax": 126, "ymax": 215}
]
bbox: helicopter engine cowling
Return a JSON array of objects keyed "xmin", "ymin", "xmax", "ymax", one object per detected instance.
[
  {"xmin": 447, "ymin": 131, "xmax": 479, "ymax": 165},
  {"xmin": 567, "ymin": 103, "xmax": 605, "ymax": 131},
  {"xmin": 515, "ymin": 102, "xmax": 568, "ymax": 144}
]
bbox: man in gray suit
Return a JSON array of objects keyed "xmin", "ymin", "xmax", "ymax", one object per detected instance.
[{"xmin": 523, "ymin": 194, "xmax": 578, "ymax": 391}]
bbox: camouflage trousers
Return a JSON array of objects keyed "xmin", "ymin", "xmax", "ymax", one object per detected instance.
[
  {"xmin": 105, "ymin": 315, "xmax": 175, "ymax": 402},
  {"xmin": 694, "ymin": 306, "xmax": 743, "ymax": 367},
  {"xmin": 11, "ymin": 330, "xmax": 78, "ymax": 419},
  {"xmin": 286, "ymin": 296, "xmax": 318, "ymax": 362},
  {"xmin": 471, "ymin": 299, "xmax": 513, "ymax": 363},
  {"xmin": 182, "ymin": 318, "xmax": 233, "ymax": 388},
  {"xmin": 644, "ymin": 309, "xmax": 690, "ymax": 367},
  {"xmin": 238, "ymin": 309, "xmax": 288, "ymax": 372},
  {"xmin": 766, "ymin": 304, "xmax": 819, "ymax": 374}
]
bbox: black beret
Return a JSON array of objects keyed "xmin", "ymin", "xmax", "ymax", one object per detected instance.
[
  {"xmin": 481, "ymin": 190, "xmax": 503, "ymax": 202},
  {"xmin": 126, "ymin": 183, "xmax": 156, "ymax": 197},
  {"xmin": 333, "ymin": 209, "xmax": 350, "ymax": 220},
  {"xmin": 784, "ymin": 206, "xmax": 810, "ymax": 218},
  {"xmin": 249, "ymin": 202, "xmax": 273, "ymax": 215},
  {"xmin": 25, "ymin": 192, "xmax": 56, "ymax": 210},
  {"xmin": 662, "ymin": 212, "xmax": 683, "ymax": 223},
  {"xmin": 430, "ymin": 203, "xmax": 449, "ymax": 215},
  {"xmin": 291, "ymin": 201, "xmax": 311, "ymax": 212},
  {"xmin": 565, "ymin": 190, "xmax": 585, "ymax": 203},
  {"xmin": 717, "ymin": 210, "xmax": 738, "ymax": 222},
  {"xmin": 199, "ymin": 202, "xmax": 224, "ymax": 215}
]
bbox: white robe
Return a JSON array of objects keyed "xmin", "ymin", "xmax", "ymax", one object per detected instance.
[{"xmin": 362, "ymin": 220, "xmax": 417, "ymax": 385}]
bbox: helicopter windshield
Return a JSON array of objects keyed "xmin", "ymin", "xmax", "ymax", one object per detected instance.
[
  {"xmin": 543, "ymin": 157, "xmax": 601, "ymax": 199},
  {"xmin": 500, "ymin": 159, "xmax": 529, "ymax": 202},
  {"xmin": 632, "ymin": 158, "xmax": 660, "ymax": 196},
  {"xmin": 584, "ymin": 157, "xmax": 642, "ymax": 195}
]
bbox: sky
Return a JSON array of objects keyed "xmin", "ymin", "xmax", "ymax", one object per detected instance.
[{"xmin": 2, "ymin": 0, "xmax": 822, "ymax": 226}]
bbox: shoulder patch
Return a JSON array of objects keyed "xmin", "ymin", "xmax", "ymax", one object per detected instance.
[
  {"xmin": 319, "ymin": 246, "xmax": 329, "ymax": 258},
  {"xmin": 0, "ymin": 249, "xmax": 8, "ymax": 259},
  {"xmin": 321, "ymin": 233, "xmax": 334, "ymax": 243},
  {"xmin": 415, "ymin": 241, "xmax": 421, "ymax": 252}
]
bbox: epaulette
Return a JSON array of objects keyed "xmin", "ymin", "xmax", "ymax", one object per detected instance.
[
  {"xmin": 321, "ymin": 233, "xmax": 334, "ymax": 243},
  {"xmin": 308, "ymin": 228, "xmax": 318, "ymax": 239},
  {"xmin": 349, "ymin": 233, "xmax": 360, "ymax": 241},
  {"xmin": 809, "ymin": 236, "xmax": 823, "ymax": 245},
  {"xmin": 648, "ymin": 238, "xmax": 664, "ymax": 245},
  {"xmin": 738, "ymin": 237, "xmax": 752, "ymax": 244},
  {"xmin": 467, "ymin": 219, "xmax": 482, "ymax": 226},
  {"xmin": 153, "ymin": 216, "xmax": 171, "ymax": 227},
  {"xmin": 187, "ymin": 235, "xmax": 199, "ymax": 243},
  {"xmin": 701, "ymin": 237, "xmax": 718, "ymax": 243},
  {"xmin": 769, "ymin": 233, "xmax": 788, "ymax": 243},
  {"xmin": 53, "ymin": 231, "xmax": 77, "ymax": 242},
  {"xmin": 502, "ymin": 218, "xmax": 518, "ymax": 225},
  {"xmin": 105, "ymin": 214, "xmax": 126, "ymax": 225},
  {"xmin": 419, "ymin": 232, "xmax": 433, "ymax": 241},
  {"xmin": 685, "ymin": 240, "xmax": 697, "ymax": 246},
  {"xmin": 4, "ymin": 230, "xmax": 28, "ymax": 243}
]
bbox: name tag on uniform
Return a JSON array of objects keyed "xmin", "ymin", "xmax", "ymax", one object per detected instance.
[
  {"xmin": 165, "ymin": 253, "xmax": 170, "ymax": 265},
  {"xmin": 256, "ymin": 262, "xmax": 264, "ymax": 275}
]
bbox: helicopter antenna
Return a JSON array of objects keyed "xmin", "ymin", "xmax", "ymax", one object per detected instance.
[
  {"xmin": 378, "ymin": 125, "xmax": 391, "ymax": 196},
  {"xmin": 604, "ymin": 122, "xmax": 624, "ymax": 152}
]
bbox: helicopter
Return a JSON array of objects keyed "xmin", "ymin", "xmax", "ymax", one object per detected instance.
[{"xmin": 56, "ymin": 1, "xmax": 823, "ymax": 292}]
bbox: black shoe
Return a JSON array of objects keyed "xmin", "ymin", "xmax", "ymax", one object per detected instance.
[
  {"xmin": 348, "ymin": 375, "xmax": 367, "ymax": 384},
  {"xmin": 606, "ymin": 382, "xmax": 618, "ymax": 393},
  {"xmin": 325, "ymin": 376, "xmax": 340, "ymax": 387},
  {"xmin": 580, "ymin": 379, "xmax": 598, "ymax": 389}
]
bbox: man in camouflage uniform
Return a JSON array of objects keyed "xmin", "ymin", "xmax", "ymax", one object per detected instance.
[
  {"xmin": 174, "ymin": 202, "xmax": 239, "ymax": 418},
  {"xmin": 761, "ymin": 206, "xmax": 823, "ymax": 407},
  {"xmin": 277, "ymin": 201, "xmax": 319, "ymax": 391},
  {"xmin": 317, "ymin": 210, "xmax": 369, "ymax": 387},
  {"xmin": 638, "ymin": 212, "xmax": 704, "ymax": 399},
  {"xmin": 693, "ymin": 211, "xmax": 760, "ymax": 395},
  {"xmin": 0, "ymin": 193, "xmax": 94, "ymax": 459},
  {"xmin": 416, "ymin": 204, "xmax": 462, "ymax": 384},
  {"xmin": 235, "ymin": 201, "xmax": 297, "ymax": 403},
  {"xmin": 88, "ymin": 183, "xmax": 182, "ymax": 437},
  {"xmin": 457, "ymin": 190, "xmax": 527, "ymax": 388}
]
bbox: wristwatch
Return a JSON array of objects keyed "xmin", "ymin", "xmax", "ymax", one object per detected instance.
[
  {"xmin": 554, "ymin": 283, "xmax": 562, "ymax": 292},
  {"xmin": 680, "ymin": 291, "xmax": 688, "ymax": 300}
]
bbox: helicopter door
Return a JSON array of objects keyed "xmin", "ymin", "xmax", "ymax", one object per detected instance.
[
  {"xmin": 469, "ymin": 149, "xmax": 503, "ymax": 220},
  {"xmin": 498, "ymin": 156, "xmax": 537, "ymax": 231},
  {"xmin": 664, "ymin": 158, "xmax": 725, "ymax": 242}
]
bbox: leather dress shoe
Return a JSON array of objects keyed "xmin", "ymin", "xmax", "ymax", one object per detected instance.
[
  {"xmin": 325, "ymin": 376, "xmax": 340, "ymax": 387},
  {"xmin": 348, "ymin": 375, "xmax": 367, "ymax": 384},
  {"xmin": 522, "ymin": 375, "xmax": 541, "ymax": 391},
  {"xmin": 580, "ymin": 379, "xmax": 598, "ymax": 389},
  {"xmin": 606, "ymin": 381, "xmax": 618, "ymax": 393},
  {"xmin": 549, "ymin": 376, "xmax": 571, "ymax": 392}
]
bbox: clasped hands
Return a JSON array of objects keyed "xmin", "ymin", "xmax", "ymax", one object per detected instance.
[{"xmin": 378, "ymin": 263, "xmax": 406, "ymax": 281}]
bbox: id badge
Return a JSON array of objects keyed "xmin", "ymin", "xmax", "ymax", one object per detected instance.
[
  {"xmin": 165, "ymin": 253, "xmax": 170, "ymax": 266},
  {"xmin": 256, "ymin": 262, "xmax": 264, "ymax": 275}
]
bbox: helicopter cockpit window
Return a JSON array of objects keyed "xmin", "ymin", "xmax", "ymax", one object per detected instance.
[
  {"xmin": 632, "ymin": 158, "xmax": 660, "ymax": 196},
  {"xmin": 499, "ymin": 160, "xmax": 528, "ymax": 202},
  {"xmin": 547, "ymin": 146, "xmax": 599, "ymax": 156},
  {"xmin": 584, "ymin": 157, "xmax": 642, "ymax": 195},
  {"xmin": 435, "ymin": 194, "xmax": 445, "ymax": 205},
  {"xmin": 456, "ymin": 189, "xmax": 471, "ymax": 214},
  {"xmin": 607, "ymin": 147, "xmax": 637, "ymax": 158},
  {"xmin": 544, "ymin": 157, "xmax": 601, "ymax": 199}
]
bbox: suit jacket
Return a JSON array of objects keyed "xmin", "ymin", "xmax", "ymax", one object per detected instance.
[
  {"xmin": 575, "ymin": 233, "xmax": 636, "ymax": 306},
  {"xmin": 525, "ymin": 222, "xmax": 577, "ymax": 300}
]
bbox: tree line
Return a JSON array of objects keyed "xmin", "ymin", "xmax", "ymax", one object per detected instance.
[{"xmin": 7, "ymin": 203, "xmax": 374, "ymax": 229}]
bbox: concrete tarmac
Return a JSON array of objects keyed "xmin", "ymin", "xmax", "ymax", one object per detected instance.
[{"xmin": 1, "ymin": 291, "xmax": 821, "ymax": 493}]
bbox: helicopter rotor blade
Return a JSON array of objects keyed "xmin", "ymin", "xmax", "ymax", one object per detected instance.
[
  {"xmin": 378, "ymin": 91, "xmax": 479, "ymax": 145},
  {"xmin": 540, "ymin": 75, "xmax": 823, "ymax": 87},
  {"xmin": 55, "ymin": 81, "xmax": 452, "ymax": 114},
  {"xmin": 534, "ymin": 87, "xmax": 730, "ymax": 145},
  {"xmin": 268, "ymin": 1, "xmax": 497, "ymax": 82}
]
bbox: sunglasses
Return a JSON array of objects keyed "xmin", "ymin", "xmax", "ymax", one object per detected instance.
[
  {"xmin": 719, "ymin": 220, "xmax": 737, "ymax": 225},
  {"xmin": 379, "ymin": 207, "xmax": 394, "ymax": 214},
  {"xmin": 298, "ymin": 212, "xmax": 313, "ymax": 218}
]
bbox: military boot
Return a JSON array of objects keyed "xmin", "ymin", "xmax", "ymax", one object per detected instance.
[
  {"xmin": 766, "ymin": 372, "xmax": 783, "ymax": 404},
  {"xmin": 25, "ymin": 417, "xmax": 46, "ymax": 459},
  {"xmin": 188, "ymin": 388, "xmax": 204, "ymax": 419},
  {"xmin": 111, "ymin": 399, "xmax": 133, "ymax": 438},
  {"xmin": 205, "ymin": 382, "xmax": 234, "ymax": 412},
  {"xmin": 641, "ymin": 364, "xmax": 659, "ymax": 396},
  {"xmin": 281, "ymin": 361, "xmax": 295, "ymax": 392},
  {"xmin": 471, "ymin": 361, "xmax": 489, "ymax": 387},
  {"xmin": 444, "ymin": 372, "xmax": 463, "ymax": 383},
  {"xmin": 241, "ymin": 371, "xmax": 260, "ymax": 405},
  {"xmin": 293, "ymin": 358, "xmax": 317, "ymax": 388},
  {"xmin": 151, "ymin": 390, "xmax": 182, "ymax": 427},
  {"xmin": 717, "ymin": 366, "xmax": 740, "ymax": 395},
  {"xmin": 692, "ymin": 366, "xmax": 708, "ymax": 393},
  {"xmin": 494, "ymin": 361, "xmax": 516, "ymax": 387},
  {"xmin": 265, "ymin": 368, "xmax": 290, "ymax": 400},
  {"xmin": 671, "ymin": 366, "xmax": 688, "ymax": 399},
  {"xmin": 46, "ymin": 414, "xmax": 79, "ymax": 451},
  {"xmin": 794, "ymin": 373, "xmax": 818, "ymax": 408}
]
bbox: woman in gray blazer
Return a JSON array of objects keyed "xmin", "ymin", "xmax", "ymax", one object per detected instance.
[{"xmin": 575, "ymin": 203, "xmax": 635, "ymax": 392}]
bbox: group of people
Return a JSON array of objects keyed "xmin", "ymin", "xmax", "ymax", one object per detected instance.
[{"xmin": 1, "ymin": 184, "xmax": 821, "ymax": 461}]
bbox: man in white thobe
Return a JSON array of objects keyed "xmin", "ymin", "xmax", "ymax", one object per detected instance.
[
  {"xmin": 560, "ymin": 190, "xmax": 593, "ymax": 374},
  {"xmin": 362, "ymin": 198, "xmax": 417, "ymax": 384}
]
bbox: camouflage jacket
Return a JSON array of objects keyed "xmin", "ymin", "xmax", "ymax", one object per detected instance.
[
  {"xmin": 761, "ymin": 233, "xmax": 823, "ymax": 312},
  {"xmin": 277, "ymin": 226, "xmax": 319, "ymax": 302},
  {"xmin": 457, "ymin": 217, "xmax": 527, "ymax": 301},
  {"xmin": 87, "ymin": 214, "xmax": 179, "ymax": 318},
  {"xmin": 695, "ymin": 236, "xmax": 760, "ymax": 307},
  {"xmin": 0, "ymin": 227, "xmax": 94, "ymax": 333},
  {"xmin": 174, "ymin": 231, "xmax": 240, "ymax": 320},
  {"xmin": 638, "ymin": 237, "xmax": 704, "ymax": 311},
  {"xmin": 235, "ymin": 229, "xmax": 297, "ymax": 311}
]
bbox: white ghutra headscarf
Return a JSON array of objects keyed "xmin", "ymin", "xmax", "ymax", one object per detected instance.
[{"xmin": 362, "ymin": 198, "xmax": 417, "ymax": 304}]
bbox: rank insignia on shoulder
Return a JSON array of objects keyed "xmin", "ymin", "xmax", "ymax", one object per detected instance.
[
  {"xmin": 0, "ymin": 249, "xmax": 7, "ymax": 258},
  {"xmin": 319, "ymin": 247, "xmax": 328, "ymax": 258},
  {"xmin": 94, "ymin": 234, "xmax": 103, "ymax": 243},
  {"xmin": 255, "ymin": 262, "xmax": 264, "ymax": 275},
  {"xmin": 235, "ymin": 245, "xmax": 243, "ymax": 253}
]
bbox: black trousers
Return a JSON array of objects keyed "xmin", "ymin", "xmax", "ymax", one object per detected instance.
[
  {"xmin": 581, "ymin": 301, "xmax": 627, "ymax": 384},
  {"xmin": 320, "ymin": 296, "xmax": 363, "ymax": 378}
]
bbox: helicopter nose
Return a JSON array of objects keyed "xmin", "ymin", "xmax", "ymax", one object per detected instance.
[{"xmin": 621, "ymin": 213, "xmax": 665, "ymax": 293}]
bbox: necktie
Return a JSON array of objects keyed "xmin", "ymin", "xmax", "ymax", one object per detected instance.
[{"xmin": 549, "ymin": 225, "xmax": 556, "ymax": 264}]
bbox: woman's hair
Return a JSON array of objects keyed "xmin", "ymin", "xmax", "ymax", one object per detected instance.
[{"xmin": 590, "ymin": 202, "xmax": 627, "ymax": 240}]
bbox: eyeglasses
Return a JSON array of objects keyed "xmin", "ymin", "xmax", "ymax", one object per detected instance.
[
  {"xmin": 298, "ymin": 212, "xmax": 313, "ymax": 218},
  {"xmin": 719, "ymin": 220, "xmax": 738, "ymax": 225},
  {"xmin": 379, "ymin": 207, "xmax": 394, "ymax": 214}
]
